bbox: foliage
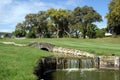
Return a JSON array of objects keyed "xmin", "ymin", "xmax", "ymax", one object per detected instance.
[
  {"xmin": 46, "ymin": 8, "xmax": 70, "ymax": 38},
  {"xmin": 0, "ymin": 32, "xmax": 12, "ymax": 38},
  {"xmin": 14, "ymin": 6, "xmax": 102, "ymax": 38},
  {"xmin": 16, "ymin": 22, "xmax": 26, "ymax": 31},
  {"xmin": 13, "ymin": 30, "xmax": 26, "ymax": 37},
  {"xmin": 69, "ymin": 6, "xmax": 102, "ymax": 38},
  {"xmin": 26, "ymin": 31, "xmax": 36, "ymax": 38},
  {"xmin": 106, "ymin": 0, "xmax": 120, "ymax": 35},
  {"xmin": 87, "ymin": 24, "xmax": 97, "ymax": 38},
  {"xmin": 25, "ymin": 11, "xmax": 48, "ymax": 38},
  {"xmin": 14, "ymin": 22, "xmax": 26, "ymax": 37},
  {"xmin": 96, "ymin": 28, "xmax": 106, "ymax": 38},
  {"xmin": 4, "ymin": 33, "xmax": 10, "ymax": 38},
  {"xmin": 81, "ymin": 6, "xmax": 102, "ymax": 38}
]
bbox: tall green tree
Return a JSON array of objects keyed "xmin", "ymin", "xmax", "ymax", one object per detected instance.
[
  {"xmin": 16, "ymin": 22, "xmax": 26, "ymax": 31},
  {"xmin": 70, "ymin": 6, "xmax": 102, "ymax": 38},
  {"xmin": 106, "ymin": 0, "xmax": 120, "ymax": 35},
  {"xmin": 13, "ymin": 30, "xmax": 26, "ymax": 37},
  {"xmin": 24, "ymin": 11, "xmax": 48, "ymax": 38},
  {"xmin": 81, "ymin": 6, "xmax": 102, "ymax": 38},
  {"xmin": 69, "ymin": 7, "xmax": 82, "ymax": 38},
  {"xmin": 46, "ymin": 8, "xmax": 70, "ymax": 38},
  {"xmin": 14, "ymin": 22, "xmax": 26, "ymax": 37}
]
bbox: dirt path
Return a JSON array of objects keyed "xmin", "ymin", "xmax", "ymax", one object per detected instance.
[{"xmin": 2, "ymin": 42, "xmax": 27, "ymax": 46}]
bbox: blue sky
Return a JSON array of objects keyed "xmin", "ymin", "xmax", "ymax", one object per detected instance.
[{"xmin": 0, "ymin": 0, "xmax": 110, "ymax": 32}]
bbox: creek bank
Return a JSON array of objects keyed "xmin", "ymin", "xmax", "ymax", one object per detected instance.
[{"xmin": 28, "ymin": 42, "xmax": 120, "ymax": 70}]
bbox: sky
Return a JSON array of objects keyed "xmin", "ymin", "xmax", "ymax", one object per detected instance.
[{"xmin": 0, "ymin": 0, "xmax": 110, "ymax": 32}]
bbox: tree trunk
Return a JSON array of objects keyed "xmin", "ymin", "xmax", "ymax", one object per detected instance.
[
  {"xmin": 64, "ymin": 30, "xmax": 70, "ymax": 38},
  {"xmin": 83, "ymin": 23, "xmax": 89, "ymax": 39},
  {"xmin": 83, "ymin": 31, "xmax": 86, "ymax": 39},
  {"xmin": 56, "ymin": 28, "xmax": 61, "ymax": 38}
]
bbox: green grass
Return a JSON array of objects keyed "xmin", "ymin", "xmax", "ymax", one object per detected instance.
[
  {"xmin": 0, "ymin": 37, "xmax": 120, "ymax": 56},
  {"xmin": 0, "ymin": 43, "xmax": 53, "ymax": 80},
  {"xmin": 0, "ymin": 37, "xmax": 120, "ymax": 80}
]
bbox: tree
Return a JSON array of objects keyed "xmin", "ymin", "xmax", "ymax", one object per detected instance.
[
  {"xmin": 69, "ymin": 7, "xmax": 82, "ymax": 38},
  {"xmin": 46, "ymin": 8, "xmax": 70, "ymax": 38},
  {"xmin": 106, "ymin": 0, "xmax": 120, "ymax": 35},
  {"xmin": 70, "ymin": 6, "xmax": 102, "ymax": 38},
  {"xmin": 81, "ymin": 6, "xmax": 102, "ymax": 38},
  {"xmin": 26, "ymin": 31, "xmax": 36, "ymax": 38},
  {"xmin": 14, "ymin": 22, "xmax": 26, "ymax": 37},
  {"xmin": 14, "ymin": 7, "xmax": 102, "ymax": 38},
  {"xmin": 16, "ymin": 22, "xmax": 26, "ymax": 31},
  {"xmin": 13, "ymin": 30, "xmax": 26, "ymax": 37},
  {"xmin": 24, "ymin": 11, "xmax": 48, "ymax": 38},
  {"xmin": 87, "ymin": 24, "xmax": 97, "ymax": 38},
  {"xmin": 46, "ymin": 20, "xmax": 56, "ymax": 38},
  {"xmin": 4, "ymin": 33, "xmax": 10, "ymax": 38}
]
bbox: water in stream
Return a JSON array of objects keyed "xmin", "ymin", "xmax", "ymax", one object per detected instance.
[
  {"xmin": 34, "ymin": 57, "xmax": 120, "ymax": 80},
  {"xmin": 42, "ymin": 69, "xmax": 120, "ymax": 80}
]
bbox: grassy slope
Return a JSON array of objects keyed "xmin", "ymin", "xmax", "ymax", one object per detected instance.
[
  {"xmin": 0, "ymin": 43, "xmax": 53, "ymax": 80},
  {"xmin": 0, "ymin": 37, "xmax": 120, "ymax": 80}
]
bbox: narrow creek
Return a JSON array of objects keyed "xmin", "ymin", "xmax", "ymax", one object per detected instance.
[{"xmin": 34, "ymin": 57, "xmax": 120, "ymax": 80}]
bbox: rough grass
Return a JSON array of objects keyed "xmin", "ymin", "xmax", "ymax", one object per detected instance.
[
  {"xmin": 0, "ymin": 43, "xmax": 53, "ymax": 80},
  {"xmin": 0, "ymin": 37, "xmax": 120, "ymax": 80}
]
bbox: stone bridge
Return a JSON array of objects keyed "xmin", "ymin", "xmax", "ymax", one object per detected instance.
[
  {"xmin": 28, "ymin": 42, "xmax": 55, "ymax": 52},
  {"xmin": 28, "ymin": 42, "xmax": 95, "ymax": 58}
]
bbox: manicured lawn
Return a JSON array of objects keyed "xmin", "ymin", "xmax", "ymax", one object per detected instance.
[
  {"xmin": 0, "ymin": 37, "xmax": 120, "ymax": 56},
  {"xmin": 0, "ymin": 37, "xmax": 120, "ymax": 80}
]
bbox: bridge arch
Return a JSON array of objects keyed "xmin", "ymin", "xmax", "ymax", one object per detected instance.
[
  {"xmin": 28, "ymin": 42, "xmax": 55, "ymax": 52},
  {"xmin": 40, "ymin": 47, "xmax": 49, "ymax": 51}
]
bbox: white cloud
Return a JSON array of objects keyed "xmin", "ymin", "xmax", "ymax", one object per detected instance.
[
  {"xmin": 0, "ymin": 0, "xmax": 65, "ymax": 24},
  {"xmin": 0, "ymin": 0, "xmax": 65, "ymax": 32},
  {"xmin": 66, "ymin": 0, "xmax": 82, "ymax": 6}
]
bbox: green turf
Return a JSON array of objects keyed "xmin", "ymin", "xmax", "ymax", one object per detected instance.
[
  {"xmin": 0, "ymin": 43, "xmax": 53, "ymax": 80},
  {"xmin": 0, "ymin": 37, "xmax": 120, "ymax": 56},
  {"xmin": 0, "ymin": 37, "xmax": 120, "ymax": 80}
]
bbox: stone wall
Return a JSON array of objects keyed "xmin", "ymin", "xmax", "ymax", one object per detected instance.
[
  {"xmin": 53, "ymin": 47, "xmax": 95, "ymax": 58},
  {"xmin": 52, "ymin": 47, "xmax": 120, "ymax": 70},
  {"xmin": 99, "ymin": 56, "xmax": 120, "ymax": 70}
]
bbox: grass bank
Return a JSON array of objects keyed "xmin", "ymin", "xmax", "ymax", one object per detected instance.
[{"xmin": 0, "ymin": 43, "xmax": 53, "ymax": 80}]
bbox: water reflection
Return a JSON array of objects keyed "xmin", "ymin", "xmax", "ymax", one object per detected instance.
[{"xmin": 42, "ymin": 69, "xmax": 120, "ymax": 80}]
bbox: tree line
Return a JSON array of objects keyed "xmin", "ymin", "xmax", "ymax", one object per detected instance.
[
  {"xmin": 106, "ymin": 0, "xmax": 120, "ymax": 35},
  {"xmin": 13, "ymin": 6, "xmax": 106, "ymax": 38}
]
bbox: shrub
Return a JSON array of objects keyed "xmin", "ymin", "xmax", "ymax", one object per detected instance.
[
  {"xmin": 26, "ymin": 32, "xmax": 36, "ymax": 38},
  {"xmin": 13, "ymin": 30, "xmax": 26, "ymax": 37}
]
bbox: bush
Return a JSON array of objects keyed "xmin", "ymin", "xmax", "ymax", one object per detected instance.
[
  {"xmin": 26, "ymin": 32, "xmax": 36, "ymax": 38},
  {"xmin": 4, "ymin": 33, "xmax": 10, "ymax": 38},
  {"xmin": 13, "ymin": 30, "xmax": 26, "ymax": 37},
  {"xmin": 96, "ymin": 28, "xmax": 105, "ymax": 38}
]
